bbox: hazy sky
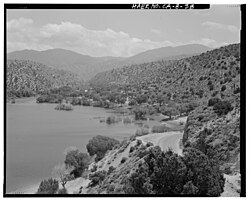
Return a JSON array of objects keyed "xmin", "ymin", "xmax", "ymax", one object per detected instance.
[{"xmin": 7, "ymin": 5, "xmax": 241, "ymax": 57}]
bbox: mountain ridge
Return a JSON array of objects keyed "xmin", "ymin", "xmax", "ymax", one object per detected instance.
[{"xmin": 8, "ymin": 44, "xmax": 212, "ymax": 81}]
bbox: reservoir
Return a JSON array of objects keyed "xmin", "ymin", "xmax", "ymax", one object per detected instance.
[{"xmin": 6, "ymin": 100, "xmax": 139, "ymax": 193}]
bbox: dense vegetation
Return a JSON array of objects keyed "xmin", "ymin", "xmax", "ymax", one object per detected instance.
[
  {"xmin": 6, "ymin": 59, "xmax": 84, "ymax": 100},
  {"xmin": 127, "ymin": 147, "xmax": 224, "ymax": 196},
  {"xmin": 84, "ymin": 44, "xmax": 240, "ymax": 196},
  {"xmin": 90, "ymin": 44, "xmax": 240, "ymax": 106},
  {"xmin": 86, "ymin": 135, "xmax": 120, "ymax": 162},
  {"xmin": 87, "ymin": 145, "xmax": 225, "ymax": 196},
  {"xmin": 36, "ymin": 178, "xmax": 59, "ymax": 194},
  {"xmin": 64, "ymin": 148, "xmax": 90, "ymax": 178}
]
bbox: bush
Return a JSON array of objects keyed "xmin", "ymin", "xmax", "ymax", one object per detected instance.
[
  {"xmin": 89, "ymin": 170, "xmax": 107, "ymax": 187},
  {"xmin": 121, "ymin": 157, "xmax": 128, "ymax": 164},
  {"xmin": 234, "ymin": 87, "xmax": 240, "ymax": 94},
  {"xmin": 91, "ymin": 165, "xmax": 98, "ymax": 172},
  {"xmin": 36, "ymin": 178, "xmax": 59, "ymax": 194},
  {"xmin": 208, "ymin": 98, "xmax": 221, "ymax": 107},
  {"xmin": 108, "ymin": 166, "xmax": 115, "ymax": 175},
  {"xmin": 64, "ymin": 149, "xmax": 90, "ymax": 178},
  {"xmin": 213, "ymin": 100, "xmax": 233, "ymax": 116},
  {"xmin": 135, "ymin": 127, "xmax": 149, "ymax": 136},
  {"xmin": 123, "ymin": 117, "xmax": 132, "ymax": 124},
  {"xmin": 146, "ymin": 142, "xmax": 154, "ymax": 147},
  {"xmin": 87, "ymin": 135, "xmax": 120, "ymax": 162},
  {"xmin": 58, "ymin": 188, "xmax": 68, "ymax": 194},
  {"xmin": 129, "ymin": 146, "xmax": 135, "ymax": 153},
  {"xmin": 55, "ymin": 103, "xmax": 73, "ymax": 111},
  {"xmin": 221, "ymin": 85, "xmax": 226, "ymax": 92},
  {"xmin": 136, "ymin": 140, "xmax": 142, "ymax": 146},
  {"xmin": 152, "ymin": 125, "xmax": 170, "ymax": 133},
  {"xmin": 106, "ymin": 115, "xmax": 117, "ymax": 124}
]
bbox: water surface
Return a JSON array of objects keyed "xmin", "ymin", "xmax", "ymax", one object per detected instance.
[{"xmin": 6, "ymin": 101, "xmax": 139, "ymax": 193}]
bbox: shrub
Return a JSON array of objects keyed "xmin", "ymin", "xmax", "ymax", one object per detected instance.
[
  {"xmin": 234, "ymin": 87, "xmax": 240, "ymax": 94},
  {"xmin": 36, "ymin": 178, "xmax": 59, "ymax": 194},
  {"xmin": 211, "ymin": 91, "xmax": 219, "ymax": 97},
  {"xmin": 106, "ymin": 115, "xmax": 117, "ymax": 124},
  {"xmin": 221, "ymin": 85, "xmax": 226, "ymax": 92},
  {"xmin": 136, "ymin": 140, "xmax": 142, "ymax": 146},
  {"xmin": 135, "ymin": 127, "xmax": 149, "ymax": 136},
  {"xmin": 213, "ymin": 100, "xmax": 233, "ymax": 116},
  {"xmin": 152, "ymin": 125, "xmax": 170, "ymax": 133},
  {"xmin": 209, "ymin": 84, "xmax": 214, "ymax": 91},
  {"xmin": 91, "ymin": 165, "xmax": 98, "ymax": 172},
  {"xmin": 108, "ymin": 166, "xmax": 116, "ymax": 175},
  {"xmin": 146, "ymin": 142, "xmax": 154, "ymax": 147},
  {"xmin": 55, "ymin": 103, "xmax": 73, "ymax": 111},
  {"xmin": 129, "ymin": 146, "xmax": 135, "ymax": 153},
  {"xmin": 87, "ymin": 135, "xmax": 120, "ymax": 162},
  {"xmin": 89, "ymin": 170, "xmax": 107, "ymax": 187},
  {"xmin": 208, "ymin": 98, "xmax": 221, "ymax": 107},
  {"xmin": 121, "ymin": 157, "xmax": 128, "ymax": 164},
  {"xmin": 58, "ymin": 188, "xmax": 68, "ymax": 194},
  {"xmin": 123, "ymin": 117, "xmax": 132, "ymax": 124}
]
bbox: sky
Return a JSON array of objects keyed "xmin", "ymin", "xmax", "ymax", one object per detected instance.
[{"xmin": 7, "ymin": 5, "xmax": 241, "ymax": 57}]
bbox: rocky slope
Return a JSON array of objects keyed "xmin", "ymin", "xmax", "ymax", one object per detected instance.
[
  {"xmin": 90, "ymin": 44, "xmax": 240, "ymax": 102},
  {"xmin": 90, "ymin": 43, "xmax": 241, "ymax": 174},
  {"xmin": 6, "ymin": 59, "xmax": 84, "ymax": 99}
]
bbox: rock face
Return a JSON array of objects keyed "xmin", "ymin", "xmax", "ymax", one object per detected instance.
[{"xmin": 6, "ymin": 59, "xmax": 83, "ymax": 99}]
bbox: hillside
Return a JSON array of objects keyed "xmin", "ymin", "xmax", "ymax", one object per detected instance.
[
  {"xmin": 6, "ymin": 59, "xmax": 84, "ymax": 99},
  {"xmin": 7, "ymin": 44, "xmax": 211, "ymax": 81},
  {"xmin": 90, "ymin": 44, "xmax": 240, "ymax": 101},
  {"xmin": 127, "ymin": 44, "xmax": 211, "ymax": 63},
  {"xmin": 89, "ymin": 43, "xmax": 241, "ymax": 173}
]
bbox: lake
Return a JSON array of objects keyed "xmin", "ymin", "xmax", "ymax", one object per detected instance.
[{"xmin": 6, "ymin": 100, "xmax": 141, "ymax": 193}]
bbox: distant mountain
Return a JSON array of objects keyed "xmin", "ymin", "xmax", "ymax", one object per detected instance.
[
  {"xmin": 6, "ymin": 59, "xmax": 84, "ymax": 99},
  {"xmin": 127, "ymin": 44, "xmax": 212, "ymax": 63},
  {"xmin": 7, "ymin": 44, "xmax": 211, "ymax": 81},
  {"xmin": 7, "ymin": 48, "xmax": 121, "ymax": 68}
]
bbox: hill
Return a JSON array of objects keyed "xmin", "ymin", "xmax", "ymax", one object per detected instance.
[
  {"xmin": 7, "ymin": 44, "xmax": 211, "ymax": 81},
  {"xmin": 89, "ymin": 43, "xmax": 241, "ymax": 174},
  {"xmin": 6, "ymin": 59, "xmax": 84, "ymax": 99}
]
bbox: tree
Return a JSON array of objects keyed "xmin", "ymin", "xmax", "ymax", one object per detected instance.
[
  {"xmin": 132, "ymin": 107, "xmax": 147, "ymax": 120},
  {"xmin": 86, "ymin": 135, "xmax": 120, "ymax": 162},
  {"xmin": 182, "ymin": 148, "xmax": 225, "ymax": 196},
  {"xmin": 208, "ymin": 98, "xmax": 221, "ymax": 107},
  {"xmin": 64, "ymin": 148, "xmax": 90, "ymax": 178},
  {"xmin": 161, "ymin": 106, "xmax": 179, "ymax": 119},
  {"xmin": 213, "ymin": 100, "xmax": 233, "ymax": 116},
  {"xmin": 127, "ymin": 146, "xmax": 225, "ymax": 196},
  {"xmin": 36, "ymin": 178, "xmax": 59, "ymax": 194},
  {"xmin": 52, "ymin": 163, "xmax": 74, "ymax": 189}
]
